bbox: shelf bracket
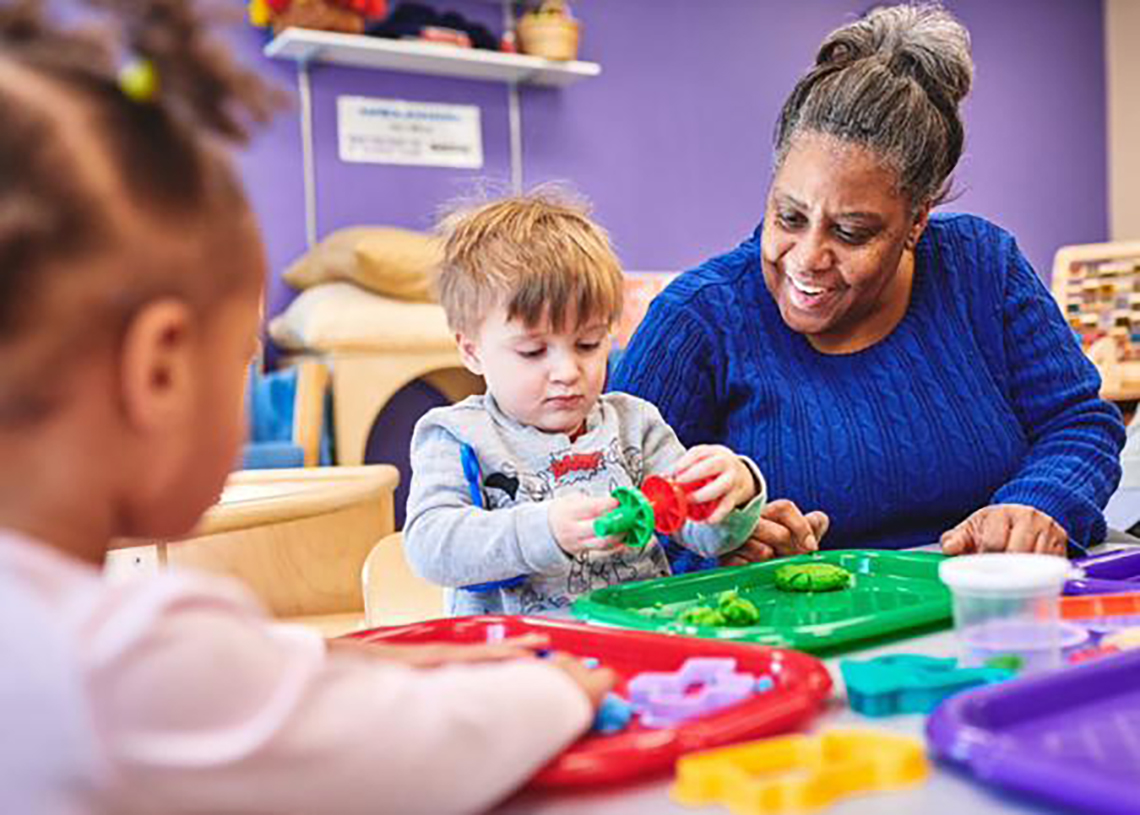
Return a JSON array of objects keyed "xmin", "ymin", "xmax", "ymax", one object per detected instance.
[{"xmin": 295, "ymin": 51, "xmax": 320, "ymax": 249}]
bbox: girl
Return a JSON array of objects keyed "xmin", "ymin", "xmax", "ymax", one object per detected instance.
[{"xmin": 0, "ymin": 1, "xmax": 612, "ymax": 813}]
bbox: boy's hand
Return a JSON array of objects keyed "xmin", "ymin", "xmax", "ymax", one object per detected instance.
[
  {"xmin": 549, "ymin": 493, "xmax": 623, "ymax": 556},
  {"xmin": 545, "ymin": 653, "xmax": 617, "ymax": 710},
  {"xmin": 673, "ymin": 445, "xmax": 757, "ymax": 524},
  {"xmin": 720, "ymin": 503, "xmax": 830, "ymax": 564}
]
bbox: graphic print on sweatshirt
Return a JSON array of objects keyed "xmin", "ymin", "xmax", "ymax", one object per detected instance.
[{"xmin": 477, "ymin": 439, "xmax": 668, "ymax": 603}]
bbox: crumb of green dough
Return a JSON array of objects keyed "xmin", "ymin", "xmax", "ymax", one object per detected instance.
[
  {"xmin": 774, "ymin": 562, "xmax": 852, "ymax": 593},
  {"xmin": 984, "ymin": 654, "xmax": 1023, "ymax": 672},
  {"xmin": 677, "ymin": 589, "xmax": 761, "ymax": 627}
]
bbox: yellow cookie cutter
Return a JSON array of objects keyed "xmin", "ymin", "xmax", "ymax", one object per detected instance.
[{"xmin": 671, "ymin": 729, "xmax": 929, "ymax": 814}]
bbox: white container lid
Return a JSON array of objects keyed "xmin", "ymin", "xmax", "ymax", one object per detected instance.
[{"xmin": 939, "ymin": 553, "xmax": 1075, "ymax": 595}]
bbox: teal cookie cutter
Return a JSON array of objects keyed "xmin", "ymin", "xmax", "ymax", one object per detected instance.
[{"xmin": 840, "ymin": 654, "xmax": 1013, "ymax": 717}]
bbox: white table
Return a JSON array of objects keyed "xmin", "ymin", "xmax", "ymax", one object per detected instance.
[
  {"xmin": 498, "ymin": 626, "xmax": 1047, "ymax": 815},
  {"xmin": 496, "ymin": 543, "xmax": 1130, "ymax": 815}
]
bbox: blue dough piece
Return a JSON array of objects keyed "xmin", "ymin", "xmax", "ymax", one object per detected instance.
[{"xmin": 592, "ymin": 693, "xmax": 634, "ymax": 734}]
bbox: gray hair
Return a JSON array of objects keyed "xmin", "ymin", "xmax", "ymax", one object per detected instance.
[{"xmin": 774, "ymin": 3, "xmax": 974, "ymax": 210}]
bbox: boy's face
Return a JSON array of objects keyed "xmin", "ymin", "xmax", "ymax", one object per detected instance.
[{"xmin": 458, "ymin": 302, "xmax": 611, "ymax": 436}]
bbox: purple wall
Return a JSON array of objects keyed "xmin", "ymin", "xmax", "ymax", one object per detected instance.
[
  {"xmin": 231, "ymin": 1, "xmax": 1107, "ymax": 517},
  {"xmin": 236, "ymin": 0, "xmax": 1107, "ymax": 308}
]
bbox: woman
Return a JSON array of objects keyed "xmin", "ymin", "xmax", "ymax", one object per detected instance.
[{"xmin": 613, "ymin": 4, "xmax": 1124, "ymax": 558}]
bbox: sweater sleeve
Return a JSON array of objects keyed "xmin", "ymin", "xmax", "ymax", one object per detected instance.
[
  {"xmin": 610, "ymin": 291, "xmax": 723, "ymax": 447},
  {"xmin": 990, "ymin": 242, "xmax": 1126, "ymax": 547},
  {"xmin": 403, "ymin": 415, "xmax": 571, "ymax": 587},
  {"xmin": 93, "ymin": 574, "xmax": 591, "ymax": 815}
]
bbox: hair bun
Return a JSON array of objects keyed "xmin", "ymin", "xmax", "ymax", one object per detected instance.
[{"xmin": 816, "ymin": 3, "xmax": 973, "ymax": 107}]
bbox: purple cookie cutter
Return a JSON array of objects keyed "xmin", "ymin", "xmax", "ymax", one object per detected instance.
[
  {"xmin": 927, "ymin": 647, "xmax": 1140, "ymax": 815},
  {"xmin": 626, "ymin": 657, "xmax": 755, "ymax": 728},
  {"xmin": 1066, "ymin": 549, "xmax": 1140, "ymax": 596}
]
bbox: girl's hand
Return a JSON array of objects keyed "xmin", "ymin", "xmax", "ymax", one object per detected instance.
[
  {"xmin": 673, "ymin": 445, "xmax": 758, "ymax": 524},
  {"xmin": 332, "ymin": 633, "xmax": 553, "ymax": 668},
  {"xmin": 941, "ymin": 504, "xmax": 1068, "ymax": 556},
  {"xmin": 545, "ymin": 653, "xmax": 617, "ymax": 710},
  {"xmin": 720, "ymin": 502, "xmax": 830, "ymax": 565}
]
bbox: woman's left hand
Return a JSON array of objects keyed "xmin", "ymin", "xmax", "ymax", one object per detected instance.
[
  {"xmin": 720, "ymin": 502, "xmax": 830, "ymax": 565},
  {"xmin": 940, "ymin": 504, "xmax": 1068, "ymax": 556}
]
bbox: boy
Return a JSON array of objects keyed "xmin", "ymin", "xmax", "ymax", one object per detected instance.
[{"xmin": 404, "ymin": 191, "xmax": 766, "ymax": 615}]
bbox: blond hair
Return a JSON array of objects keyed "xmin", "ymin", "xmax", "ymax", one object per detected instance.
[{"xmin": 435, "ymin": 189, "xmax": 624, "ymax": 335}]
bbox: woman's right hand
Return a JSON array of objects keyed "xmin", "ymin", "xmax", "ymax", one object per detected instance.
[{"xmin": 721, "ymin": 501, "xmax": 830, "ymax": 565}]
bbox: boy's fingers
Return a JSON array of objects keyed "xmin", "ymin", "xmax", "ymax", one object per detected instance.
[
  {"xmin": 574, "ymin": 495, "xmax": 619, "ymax": 518},
  {"xmin": 673, "ymin": 447, "xmax": 721, "ymax": 481},
  {"xmin": 689, "ymin": 469, "xmax": 735, "ymax": 506}
]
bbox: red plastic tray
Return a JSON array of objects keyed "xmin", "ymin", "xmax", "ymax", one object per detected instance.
[{"xmin": 349, "ymin": 615, "xmax": 832, "ymax": 788}]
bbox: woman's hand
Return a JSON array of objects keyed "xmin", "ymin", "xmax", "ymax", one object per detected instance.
[
  {"xmin": 720, "ymin": 501, "xmax": 830, "ymax": 565},
  {"xmin": 673, "ymin": 445, "xmax": 758, "ymax": 524},
  {"xmin": 941, "ymin": 504, "xmax": 1068, "ymax": 556}
]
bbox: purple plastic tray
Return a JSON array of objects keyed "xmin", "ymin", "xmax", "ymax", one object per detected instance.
[
  {"xmin": 927, "ymin": 648, "xmax": 1140, "ymax": 815},
  {"xmin": 1067, "ymin": 549, "xmax": 1140, "ymax": 596}
]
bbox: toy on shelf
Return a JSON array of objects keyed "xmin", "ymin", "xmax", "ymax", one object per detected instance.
[
  {"xmin": 349, "ymin": 614, "xmax": 832, "ymax": 788},
  {"xmin": 627, "ymin": 658, "xmax": 758, "ymax": 728},
  {"xmin": 841, "ymin": 654, "xmax": 1013, "ymax": 717},
  {"xmin": 927, "ymin": 647, "xmax": 1140, "ymax": 815},
  {"xmin": 775, "ymin": 562, "xmax": 852, "ymax": 593},
  {"xmin": 1066, "ymin": 548, "xmax": 1140, "ymax": 595},
  {"xmin": 517, "ymin": 0, "xmax": 580, "ymax": 61},
  {"xmin": 1051, "ymin": 241, "xmax": 1140, "ymax": 399},
  {"xmin": 671, "ymin": 729, "xmax": 929, "ymax": 815},
  {"xmin": 593, "ymin": 475, "xmax": 717, "ymax": 548},
  {"xmin": 249, "ymin": 0, "xmax": 386, "ymax": 34},
  {"xmin": 573, "ymin": 550, "xmax": 952, "ymax": 655}
]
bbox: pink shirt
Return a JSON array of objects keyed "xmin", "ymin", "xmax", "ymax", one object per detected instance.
[{"xmin": 0, "ymin": 532, "xmax": 592, "ymax": 814}]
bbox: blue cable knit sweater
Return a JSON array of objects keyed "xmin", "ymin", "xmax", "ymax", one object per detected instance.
[{"xmin": 612, "ymin": 213, "xmax": 1125, "ymax": 551}]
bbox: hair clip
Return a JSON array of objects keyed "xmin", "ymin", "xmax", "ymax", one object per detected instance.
[{"xmin": 117, "ymin": 57, "xmax": 159, "ymax": 103}]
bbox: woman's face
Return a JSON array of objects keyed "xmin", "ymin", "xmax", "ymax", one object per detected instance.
[{"xmin": 761, "ymin": 133, "xmax": 926, "ymax": 352}]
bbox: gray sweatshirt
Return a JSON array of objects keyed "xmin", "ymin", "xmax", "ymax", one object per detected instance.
[{"xmin": 404, "ymin": 392, "xmax": 765, "ymax": 615}]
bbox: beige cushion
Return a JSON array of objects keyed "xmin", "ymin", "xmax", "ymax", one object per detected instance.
[
  {"xmin": 283, "ymin": 227, "xmax": 441, "ymax": 303},
  {"xmin": 268, "ymin": 283, "xmax": 456, "ymax": 353}
]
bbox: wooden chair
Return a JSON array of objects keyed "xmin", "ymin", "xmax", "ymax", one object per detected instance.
[
  {"xmin": 106, "ymin": 465, "xmax": 400, "ymax": 637},
  {"xmin": 361, "ymin": 532, "xmax": 444, "ymax": 628}
]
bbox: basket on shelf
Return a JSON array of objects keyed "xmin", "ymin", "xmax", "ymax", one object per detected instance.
[{"xmin": 517, "ymin": 0, "xmax": 580, "ymax": 61}]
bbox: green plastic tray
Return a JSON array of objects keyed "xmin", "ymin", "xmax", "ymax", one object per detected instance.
[{"xmin": 571, "ymin": 550, "xmax": 952, "ymax": 655}]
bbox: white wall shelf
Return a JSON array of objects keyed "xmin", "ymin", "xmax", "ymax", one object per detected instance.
[
  {"xmin": 262, "ymin": 20, "xmax": 601, "ymax": 248},
  {"xmin": 264, "ymin": 28, "xmax": 601, "ymax": 88}
]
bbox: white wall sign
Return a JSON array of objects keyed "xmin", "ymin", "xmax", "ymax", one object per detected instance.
[{"xmin": 337, "ymin": 96, "xmax": 484, "ymax": 169}]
